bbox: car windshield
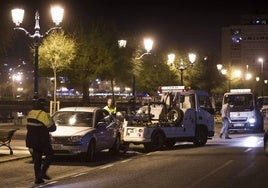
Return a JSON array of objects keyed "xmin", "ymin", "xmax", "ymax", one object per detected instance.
[
  {"xmin": 224, "ymin": 94, "xmax": 254, "ymax": 111},
  {"xmin": 53, "ymin": 111, "xmax": 93, "ymax": 127}
]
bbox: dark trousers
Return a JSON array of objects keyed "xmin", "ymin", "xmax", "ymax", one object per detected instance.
[{"xmin": 32, "ymin": 145, "xmax": 54, "ymax": 179}]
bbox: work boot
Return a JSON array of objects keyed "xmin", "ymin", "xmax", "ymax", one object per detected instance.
[
  {"xmin": 42, "ymin": 174, "xmax": 52, "ymax": 180},
  {"xmin": 35, "ymin": 178, "xmax": 44, "ymax": 184}
]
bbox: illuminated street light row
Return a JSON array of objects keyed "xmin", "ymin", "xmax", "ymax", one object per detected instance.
[
  {"xmin": 11, "ymin": 5, "xmax": 64, "ymax": 99},
  {"xmin": 216, "ymin": 64, "xmax": 253, "ymax": 91}
]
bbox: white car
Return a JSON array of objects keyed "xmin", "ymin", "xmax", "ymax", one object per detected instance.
[{"xmin": 50, "ymin": 107, "xmax": 121, "ymax": 162}]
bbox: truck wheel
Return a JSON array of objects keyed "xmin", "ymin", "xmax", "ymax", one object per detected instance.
[
  {"xmin": 144, "ymin": 143, "xmax": 152, "ymax": 152},
  {"xmin": 144, "ymin": 132, "xmax": 164, "ymax": 152},
  {"xmin": 151, "ymin": 132, "xmax": 165, "ymax": 151},
  {"xmin": 167, "ymin": 107, "xmax": 183, "ymax": 126},
  {"xmin": 193, "ymin": 128, "xmax": 207, "ymax": 146},
  {"xmin": 165, "ymin": 140, "xmax": 176, "ymax": 149}
]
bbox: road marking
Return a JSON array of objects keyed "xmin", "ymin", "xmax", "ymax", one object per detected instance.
[
  {"xmin": 99, "ymin": 164, "xmax": 114, "ymax": 169},
  {"xmin": 121, "ymin": 159, "xmax": 132, "ymax": 163},
  {"xmin": 71, "ymin": 172, "xmax": 88, "ymax": 177},
  {"xmin": 244, "ymin": 148, "xmax": 252, "ymax": 152},
  {"xmin": 188, "ymin": 160, "xmax": 234, "ymax": 188}
]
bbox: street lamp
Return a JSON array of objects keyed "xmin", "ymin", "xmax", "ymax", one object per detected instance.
[
  {"xmin": 167, "ymin": 53, "xmax": 196, "ymax": 85},
  {"xmin": 118, "ymin": 38, "xmax": 153, "ymax": 111},
  {"xmin": 136, "ymin": 38, "xmax": 154, "ymax": 59},
  {"xmin": 11, "ymin": 6, "xmax": 64, "ymax": 99}
]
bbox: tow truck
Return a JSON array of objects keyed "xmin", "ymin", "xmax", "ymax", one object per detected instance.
[{"xmin": 122, "ymin": 86, "xmax": 215, "ymax": 152}]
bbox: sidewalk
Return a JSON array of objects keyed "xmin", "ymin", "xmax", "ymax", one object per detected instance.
[{"xmin": 0, "ymin": 119, "xmax": 31, "ymax": 163}]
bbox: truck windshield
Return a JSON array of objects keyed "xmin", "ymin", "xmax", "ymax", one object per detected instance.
[{"xmin": 224, "ymin": 94, "xmax": 254, "ymax": 112}]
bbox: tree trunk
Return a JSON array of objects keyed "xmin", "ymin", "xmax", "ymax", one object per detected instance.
[
  {"xmin": 82, "ymin": 79, "xmax": 90, "ymax": 105},
  {"xmin": 53, "ymin": 69, "xmax": 57, "ymax": 114},
  {"xmin": 111, "ymin": 78, "xmax": 115, "ymax": 106}
]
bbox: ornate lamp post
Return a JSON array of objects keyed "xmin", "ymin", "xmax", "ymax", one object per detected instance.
[
  {"xmin": 118, "ymin": 38, "xmax": 153, "ymax": 110},
  {"xmin": 167, "ymin": 53, "xmax": 196, "ymax": 85},
  {"xmin": 118, "ymin": 38, "xmax": 154, "ymax": 97},
  {"xmin": 11, "ymin": 6, "xmax": 64, "ymax": 99}
]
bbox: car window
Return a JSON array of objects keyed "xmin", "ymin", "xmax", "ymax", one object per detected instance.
[
  {"xmin": 53, "ymin": 111, "xmax": 93, "ymax": 127},
  {"xmin": 95, "ymin": 109, "xmax": 110, "ymax": 123}
]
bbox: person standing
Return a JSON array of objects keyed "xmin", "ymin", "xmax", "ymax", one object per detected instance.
[
  {"xmin": 104, "ymin": 98, "xmax": 117, "ymax": 115},
  {"xmin": 26, "ymin": 99, "xmax": 56, "ymax": 184},
  {"xmin": 220, "ymin": 98, "xmax": 232, "ymax": 139}
]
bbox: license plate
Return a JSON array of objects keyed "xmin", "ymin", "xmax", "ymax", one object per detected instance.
[
  {"xmin": 52, "ymin": 144, "xmax": 61, "ymax": 150},
  {"xmin": 127, "ymin": 129, "xmax": 134, "ymax": 133},
  {"xmin": 234, "ymin": 123, "xmax": 244, "ymax": 127}
]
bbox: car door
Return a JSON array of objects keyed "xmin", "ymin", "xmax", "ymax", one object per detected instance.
[{"xmin": 94, "ymin": 109, "xmax": 113, "ymax": 150}]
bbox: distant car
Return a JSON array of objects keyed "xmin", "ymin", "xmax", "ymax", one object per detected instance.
[
  {"xmin": 264, "ymin": 130, "xmax": 268, "ymax": 156},
  {"xmin": 50, "ymin": 107, "xmax": 121, "ymax": 162}
]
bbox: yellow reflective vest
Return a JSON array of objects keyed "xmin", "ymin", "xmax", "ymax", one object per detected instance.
[
  {"xmin": 104, "ymin": 106, "xmax": 117, "ymax": 115},
  {"xmin": 27, "ymin": 110, "xmax": 54, "ymax": 128}
]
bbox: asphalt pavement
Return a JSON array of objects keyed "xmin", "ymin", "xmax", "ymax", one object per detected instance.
[
  {"xmin": 0, "ymin": 117, "xmax": 266, "ymax": 164},
  {"xmin": 0, "ymin": 118, "xmax": 31, "ymax": 163}
]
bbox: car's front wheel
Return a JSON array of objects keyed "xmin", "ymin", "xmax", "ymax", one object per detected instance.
[{"xmin": 85, "ymin": 140, "xmax": 95, "ymax": 162}]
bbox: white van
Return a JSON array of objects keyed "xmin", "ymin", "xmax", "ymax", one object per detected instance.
[{"xmin": 222, "ymin": 89, "xmax": 264, "ymax": 133}]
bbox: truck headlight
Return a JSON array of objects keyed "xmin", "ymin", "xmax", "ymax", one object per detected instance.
[{"xmin": 248, "ymin": 118, "xmax": 256, "ymax": 124}]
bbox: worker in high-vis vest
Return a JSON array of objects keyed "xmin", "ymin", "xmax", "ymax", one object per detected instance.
[
  {"xmin": 26, "ymin": 98, "xmax": 56, "ymax": 185},
  {"xmin": 104, "ymin": 98, "xmax": 117, "ymax": 115}
]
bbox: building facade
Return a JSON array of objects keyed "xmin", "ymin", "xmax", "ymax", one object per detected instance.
[{"xmin": 221, "ymin": 14, "xmax": 268, "ymax": 83}]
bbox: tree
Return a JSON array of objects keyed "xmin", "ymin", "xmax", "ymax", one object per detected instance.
[
  {"xmin": 37, "ymin": 30, "xmax": 77, "ymax": 112},
  {"xmin": 189, "ymin": 53, "xmax": 222, "ymax": 94},
  {"xmin": 68, "ymin": 22, "xmax": 134, "ymax": 104},
  {"xmin": 135, "ymin": 52, "xmax": 178, "ymax": 97}
]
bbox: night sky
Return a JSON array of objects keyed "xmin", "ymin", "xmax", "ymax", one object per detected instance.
[{"xmin": 2, "ymin": 0, "xmax": 267, "ymax": 57}]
